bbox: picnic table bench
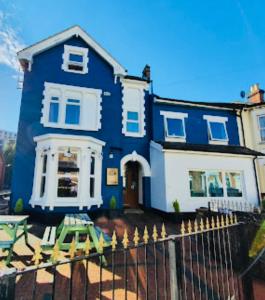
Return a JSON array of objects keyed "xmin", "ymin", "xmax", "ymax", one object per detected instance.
[
  {"xmin": 0, "ymin": 215, "xmax": 29, "ymax": 265},
  {"xmin": 41, "ymin": 214, "xmax": 111, "ymax": 255}
]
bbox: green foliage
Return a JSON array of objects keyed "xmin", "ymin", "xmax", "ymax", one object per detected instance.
[
  {"xmin": 172, "ymin": 199, "xmax": 180, "ymax": 213},
  {"xmin": 14, "ymin": 198, "xmax": 23, "ymax": 213},
  {"xmin": 3, "ymin": 142, "xmax": 16, "ymax": 189},
  {"xmin": 262, "ymin": 200, "xmax": 265, "ymax": 211},
  {"xmin": 249, "ymin": 220, "xmax": 265, "ymax": 257},
  {"xmin": 109, "ymin": 196, "xmax": 117, "ymax": 210}
]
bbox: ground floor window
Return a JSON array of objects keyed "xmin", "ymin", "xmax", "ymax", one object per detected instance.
[{"xmin": 189, "ymin": 169, "xmax": 243, "ymax": 198}]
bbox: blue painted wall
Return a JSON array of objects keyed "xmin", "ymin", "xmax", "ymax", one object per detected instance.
[
  {"xmin": 12, "ymin": 36, "xmax": 151, "ymax": 212},
  {"xmin": 152, "ymin": 100, "xmax": 240, "ymax": 145}
]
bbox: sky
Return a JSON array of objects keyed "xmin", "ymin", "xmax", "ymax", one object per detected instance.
[{"xmin": 1, "ymin": 0, "xmax": 265, "ymax": 132}]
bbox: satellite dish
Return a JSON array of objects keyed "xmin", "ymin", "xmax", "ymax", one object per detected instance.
[{"xmin": 240, "ymin": 91, "xmax": 246, "ymax": 99}]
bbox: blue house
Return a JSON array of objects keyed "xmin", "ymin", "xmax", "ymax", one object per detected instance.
[{"xmin": 12, "ymin": 26, "xmax": 261, "ymax": 213}]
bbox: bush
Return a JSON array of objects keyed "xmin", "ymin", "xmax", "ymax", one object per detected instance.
[
  {"xmin": 262, "ymin": 200, "xmax": 265, "ymax": 211},
  {"xmin": 172, "ymin": 199, "xmax": 180, "ymax": 213},
  {"xmin": 14, "ymin": 198, "xmax": 23, "ymax": 213},
  {"xmin": 109, "ymin": 196, "xmax": 117, "ymax": 210}
]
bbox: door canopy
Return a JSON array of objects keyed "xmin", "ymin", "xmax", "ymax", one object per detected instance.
[{"xmin": 120, "ymin": 151, "xmax": 151, "ymax": 177}]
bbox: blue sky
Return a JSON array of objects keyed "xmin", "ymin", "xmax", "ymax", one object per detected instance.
[{"xmin": 1, "ymin": 0, "xmax": 265, "ymax": 132}]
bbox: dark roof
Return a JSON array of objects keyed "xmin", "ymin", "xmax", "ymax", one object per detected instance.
[
  {"xmin": 157, "ymin": 141, "xmax": 264, "ymax": 156},
  {"xmin": 154, "ymin": 95, "xmax": 245, "ymax": 110},
  {"xmin": 124, "ymin": 75, "xmax": 150, "ymax": 83}
]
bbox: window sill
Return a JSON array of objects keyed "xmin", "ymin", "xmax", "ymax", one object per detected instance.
[
  {"xmin": 209, "ymin": 140, "xmax": 229, "ymax": 145},
  {"xmin": 165, "ymin": 137, "xmax": 186, "ymax": 143},
  {"xmin": 62, "ymin": 66, "xmax": 88, "ymax": 75},
  {"xmin": 123, "ymin": 131, "xmax": 145, "ymax": 138},
  {"xmin": 42, "ymin": 122, "xmax": 100, "ymax": 131}
]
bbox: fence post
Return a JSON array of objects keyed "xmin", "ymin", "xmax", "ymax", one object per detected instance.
[
  {"xmin": 168, "ymin": 238, "xmax": 180, "ymax": 300},
  {"xmin": 0, "ymin": 268, "xmax": 16, "ymax": 300}
]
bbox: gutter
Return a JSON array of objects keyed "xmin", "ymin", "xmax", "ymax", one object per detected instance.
[{"xmin": 253, "ymin": 156, "xmax": 262, "ymax": 207}]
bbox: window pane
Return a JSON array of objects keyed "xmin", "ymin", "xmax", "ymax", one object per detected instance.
[
  {"xmin": 40, "ymin": 176, "xmax": 46, "ymax": 197},
  {"xmin": 189, "ymin": 171, "xmax": 207, "ymax": 197},
  {"xmin": 259, "ymin": 116, "xmax": 265, "ymax": 128},
  {"xmin": 42, "ymin": 154, "xmax": 47, "ymax": 174},
  {"xmin": 127, "ymin": 122, "xmax": 139, "ymax": 133},
  {"xmin": 69, "ymin": 53, "xmax": 83, "ymax": 63},
  {"xmin": 65, "ymin": 104, "xmax": 80, "ymax": 125},
  {"xmin": 58, "ymin": 153, "xmax": 78, "ymax": 173},
  {"xmin": 226, "ymin": 172, "xmax": 242, "ymax": 197},
  {"xmin": 167, "ymin": 118, "xmax": 184, "ymax": 137},
  {"xmin": 90, "ymin": 156, "xmax": 95, "ymax": 175},
  {"xmin": 57, "ymin": 176, "xmax": 78, "ymax": 197},
  {"xmin": 207, "ymin": 171, "xmax": 224, "ymax": 197},
  {"xmin": 90, "ymin": 178, "xmax": 95, "ymax": 198},
  {"xmin": 209, "ymin": 122, "xmax": 227, "ymax": 140},
  {"xmin": 127, "ymin": 111, "xmax": 139, "ymax": 121},
  {"xmin": 49, "ymin": 102, "xmax": 59, "ymax": 123},
  {"xmin": 260, "ymin": 129, "xmax": 265, "ymax": 141}
]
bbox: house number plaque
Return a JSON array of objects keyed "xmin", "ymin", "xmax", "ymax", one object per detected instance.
[{"xmin": 106, "ymin": 168, "xmax": 119, "ymax": 185}]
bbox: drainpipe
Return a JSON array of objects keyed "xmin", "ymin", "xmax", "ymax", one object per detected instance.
[
  {"xmin": 253, "ymin": 156, "xmax": 261, "ymax": 207},
  {"xmin": 237, "ymin": 108, "xmax": 246, "ymax": 146}
]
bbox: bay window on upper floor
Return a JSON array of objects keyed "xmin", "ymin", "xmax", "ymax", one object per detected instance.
[
  {"xmin": 41, "ymin": 82, "xmax": 102, "ymax": 131},
  {"xmin": 203, "ymin": 115, "xmax": 228, "ymax": 145},
  {"xmin": 160, "ymin": 111, "xmax": 188, "ymax": 142}
]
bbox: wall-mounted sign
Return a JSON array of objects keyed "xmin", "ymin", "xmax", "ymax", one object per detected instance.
[{"xmin": 106, "ymin": 168, "xmax": 119, "ymax": 185}]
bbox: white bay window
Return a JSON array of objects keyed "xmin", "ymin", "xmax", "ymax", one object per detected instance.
[
  {"xmin": 41, "ymin": 82, "xmax": 102, "ymax": 131},
  {"xmin": 30, "ymin": 134, "xmax": 105, "ymax": 210}
]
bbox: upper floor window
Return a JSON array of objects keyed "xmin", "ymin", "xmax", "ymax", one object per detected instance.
[
  {"xmin": 62, "ymin": 45, "xmax": 89, "ymax": 74},
  {"xmin": 160, "ymin": 111, "xmax": 188, "ymax": 142},
  {"xmin": 203, "ymin": 115, "xmax": 228, "ymax": 145},
  {"xmin": 41, "ymin": 82, "xmax": 102, "ymax": 131},
  {"xmin": 258, "ymin": 115, "xmax": 265, "ymax": 142},
  {"xmin": 126, "ymin": 111, "xmax": 139, "ymax": 133}
]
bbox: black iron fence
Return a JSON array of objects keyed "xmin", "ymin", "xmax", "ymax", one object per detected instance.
[{"xmin": 0, "ymin": 215, "xmax": 263, "ymax": 300}]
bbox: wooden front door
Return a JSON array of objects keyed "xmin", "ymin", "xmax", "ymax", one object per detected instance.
[{"xmin": 124, "ymin": 161, "xmax": 139, "ymax": 208}]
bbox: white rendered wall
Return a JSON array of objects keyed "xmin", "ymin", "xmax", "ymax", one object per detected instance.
[{"xmin": 151, "ymin": 147, "xmax": 259, "ymax": 212}]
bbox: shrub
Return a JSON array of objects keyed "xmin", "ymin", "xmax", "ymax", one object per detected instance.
[
  {"xmin": 172, "ymin": 199, "xmax": 180, "ymax": 213},
  {"xmin": 109, "ymin": 196, "xmax": 117, "ymax": 210},
  {"xmin": 14, "ymin": 198, "xmax": 23, "ymax": 213},
  {"xmin": 262, "ymin": 200, "xmax": 265, "ymax": 211}
]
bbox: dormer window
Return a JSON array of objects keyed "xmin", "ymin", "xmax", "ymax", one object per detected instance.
[
  {"xmin": 203, "ymin": 115, "xmax": 228, "ymax": 145},
  {"xmin": 62, "ymin": 45, "xmax": 89, "ymax": 74},
  {"xmin": 160, "ymin": 111, "xmax": 188, "ymax": 142}
]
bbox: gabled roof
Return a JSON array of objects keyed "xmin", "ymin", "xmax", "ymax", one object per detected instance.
[
  {"xmin": 157, "ymin": 141, "xmax": 264, "ymax": 157},
  {"xmin": 18, "ymin": 25, "xmax": 127, "ymax": 75},
  {"xmin": 154, "ymin": 95, "xmax": 245, "ymax": 110}
]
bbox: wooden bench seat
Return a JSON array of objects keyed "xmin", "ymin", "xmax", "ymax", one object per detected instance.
[{"xmin": 41, "ymin": 226, "xmax": 56, "ymax": 249}]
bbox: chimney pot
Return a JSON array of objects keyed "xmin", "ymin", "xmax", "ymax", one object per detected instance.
[{"xmin": 142, "ymin": 64, "xmax": 151, "ymax": 81}]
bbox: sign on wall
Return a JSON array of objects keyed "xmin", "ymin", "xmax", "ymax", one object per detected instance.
[{"xmin": 106, "ymin": 168, "xmax": 119, "ymax": 185}]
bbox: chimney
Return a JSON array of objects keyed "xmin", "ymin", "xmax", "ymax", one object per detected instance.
[
  {"xmin": 248, "ymin": 83, "xmax": 264, "ymax": 104},
  {"xmin": 142, "ymin": 64, "xmax": 151, "ymax": 81}
]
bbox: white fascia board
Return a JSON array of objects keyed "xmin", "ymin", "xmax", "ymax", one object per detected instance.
[
  {"xmin": 154, "ymin": 97, "xmax": 235, "ymax": 111},
  {"xmin": 33, "ymin": 133, "xmax": 106, "ymax": 146},
  {"xmin": 162, "ymin": 148, "xmax": 255, "ymax": 158},
  {"xmin": 18, "ymin": 25, "xmax": 127, "ymax": 75},
  {"xmin": 120, "ymin": 78, "xmax": 149, "ymax": 90},
  {"xmin": 160, "ymin": 111, "xmax": 188, "ymax": 119},
  {"xmin": 203, "ymin": 115, "xmax": 228, "ymax": 122}
]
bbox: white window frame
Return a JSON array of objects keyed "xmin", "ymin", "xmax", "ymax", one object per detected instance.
[
  {"xmin": 189, "ymin": 169, "xmax": 244, "ymax": 199},
  {"xmin": 203, "ymin": 115, "xmax": 229, "ymax": 145},
  {"xmin": 257, "ymin": 115, "xmax": 265, "ymax": 142},
  {"xmin": 30, "ymin": 134, "xmax": 105, "ymax": 210},
  {"xmin": 62, "ymin": 45, "xmax": 89, "ymax": 74},
  {"xmin": 41, "ymin": 82, "xmax": 102, "ymax": 131},
  {"xmin": 160, "ymin": 111, "xmax": 188, "ymax": 142}
]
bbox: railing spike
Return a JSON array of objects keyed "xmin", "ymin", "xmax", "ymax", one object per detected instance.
[
  {"xmin": 181, "ymin": 221, "xmax": 186, "ymax": 236},
  {"xmin": 221, "ymin": 215, "xmax": 225, "ymax": 228},
  {"xmin": 122, "ymin": 229, "xmax": 129, "ymax": 249},
  {"xmin": 206, "ymin": 217, "xmax": 210, "ymax": 230},
  {"xmin": 51, "ymin": 241, "xmax": 60, "ymax": 263},
  {"xmin": 32, "ymin": 243, "xmax": 43, "ymax": 266},
  {"xmin": 161, "ymin": 223, "xmax": 167, "ymax": 239},
  {"xmin": 230, "ymin": 214, "xmax": 234, "ymax": 225},
  {"xmin": 200, "ymin": 218, "xmax": 204, "ymax": 231},
  {"xmin": 194, "ymin": 219, "xmax": 198, "ymax": 233},
  {"xmin": 69, "ymin": 238, "xmax": 76, "ymax": 259},
  {"xmin": 84, "ymin": 236, "xmax": 91, "ymax": 256},
  {"xmin": 143, "ymin": 226, "xmax": 149, "ymax": 244},
  {"xmin": 187, "ymin": 220, "xmax": 192, "ymax": 234},
  {"xmin": 211, "ymin": 216, "xmax": 215, "ymax": 229},
  {"xmin": 216, "ymin": 215, "xmax": 220, "ymax": 229},
  {"xmin": 225, "ymin": 214, "xmax": 229, "ymax": 226},
  {"xmin": 111, "ymin": 231, "xmax": 117, "ymax": 251},
  {"xmin": 234, "ymin": 214, "xmax": 238, "ymax": 224},
  {"xmin": 152, "ymin": 225, "xmax": 158, "ymax": 242},
  {"xmin": 134, "ymin": 227, "xmax": 140, "ymax": 246},
  {"xmin": 98, "ymin": 232, "xmax": 105, "ymax": 253}
]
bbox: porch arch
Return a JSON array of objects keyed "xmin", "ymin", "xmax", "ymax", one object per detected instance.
[{"xmin": 120, "ymin": 151, "xmax": 151, "ymax": 177}]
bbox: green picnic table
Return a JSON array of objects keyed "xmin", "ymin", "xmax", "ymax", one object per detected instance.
[
  {"xmin": 0, "ymin": 215, "xmax": 29, "ymax": 265},
  {"xmin": 41, "ymin": 214, "xmax": 111, "ymax": 254}
]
